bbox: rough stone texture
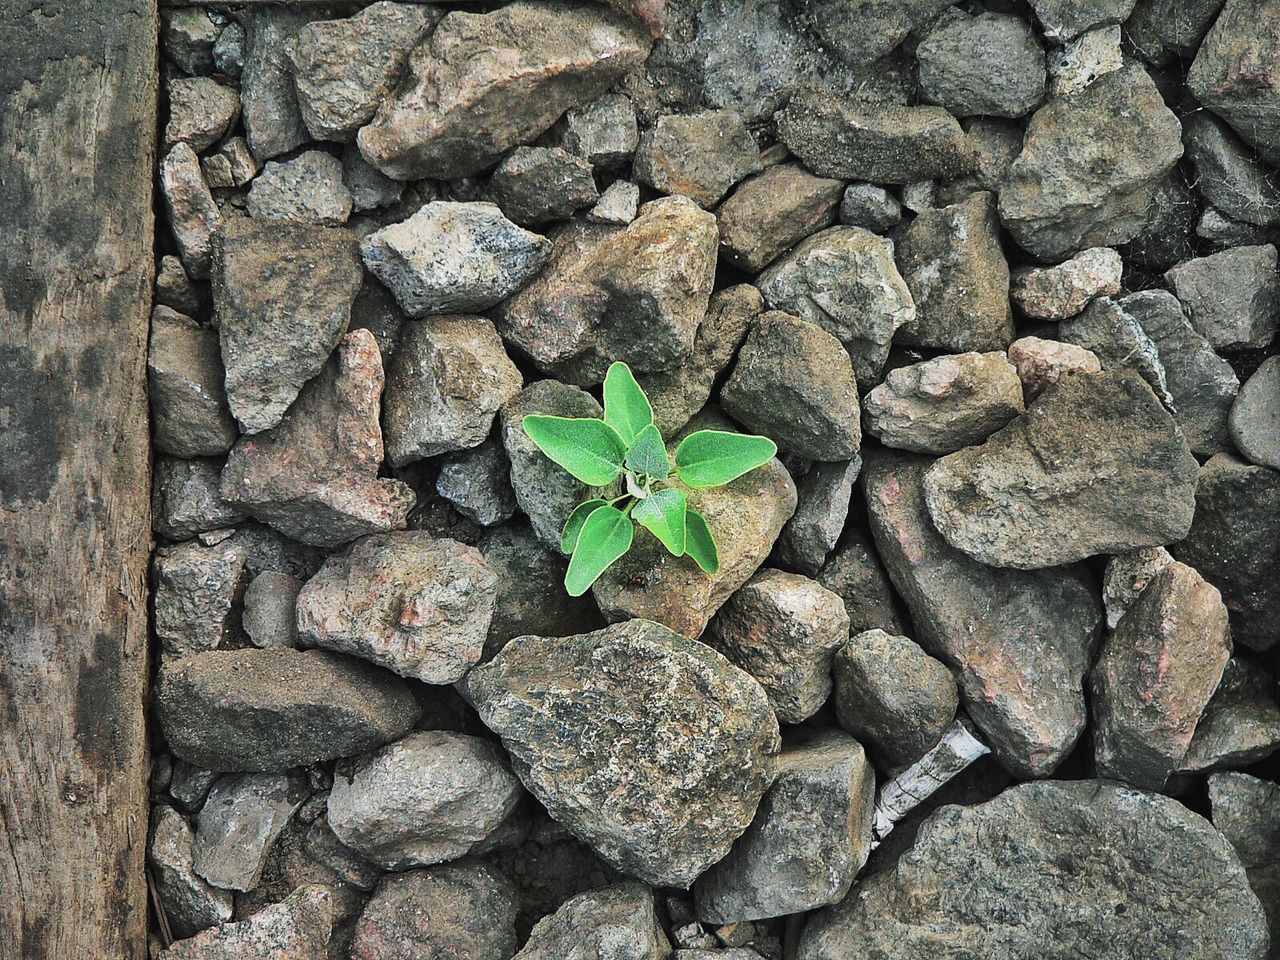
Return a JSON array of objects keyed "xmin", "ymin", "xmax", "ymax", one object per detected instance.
[
  {"xmin": 1182, "ymin": 658, "xmax": 1280, "ymax": 773},
  {"xmin": 1101, "ymin": 546, "xmax": 1174, "ymax": 630},
  {"xmin": 923, "ymin": 370, "xmax": 1199, "ymax": 569},
  {"xmin": 588, "ymin": 180, "xmax": 640, "ymax": 224},
  {"xmin": 358, "ymin": 2, "xmax": 651, "ymax": 180},
  {"xmin": 328, "ymin": 730, "xmax": 522, "ymax": 870},
  {"xmin": 162, "ymin": 8, "xmax": 219, "ymax": 74},
  {"xmin": 775, "ymin": 458, "xmax": 859, "ymax": 577},
  {"xmin": 201, "ymin": 138, "xmax": 258, "ymax": 190},
  {"xmin": 694, "ymin": 731, "xmax": 874, "ymax": 924},
  {"xmin": 1188, "ymin": 0, "xmax": 1280, "ymax": 165},
  {"xmin": 999, "ymin": 65, "xmax": 1184, "ymax": 261},
  {"xmin": 1171, "ymin": 453, "xmax": 1280, "ymax": 652},
  {"xmin": 242, "ymin": 571, "xmax": 301, "ymax": 648},
  {"xmin": 799, "ymin": 779, "xmax": 1268, "ymax": 960},
  {"xmin": 155, "ymin": 647, "xmax": 421, "ymax": 772},
  {"xmin": 498, "ymin": 196, "xmax": 718, "ymax": 385},
  {"xmin": 705, "ymin": 569, "xmax": 849, "ymax": 724},
  {"xmin": 152, "ymin": 458, "xmax": 248, "ymax": 541},
  {"xmin": 1128, "ymin": 0, "xmax": 1224, "ymax": 65},
  {"xmin": 553, "ymin": 92, "xmax": 638, "ymax": 167},
  {"xmin": 721, "ymin": 313, "xmax": 860, "ymax": 460},
  {"xmin": 917, "ymin": 13, "xmax": 1045, "ymax": 119},
  {"xmin": 788, "ymin": 0, "xmax": 951, "ymax": 68},
  {"xmin": 514, "ymin": 881, "xmax": 667, "ymax": 960},
  {"xmin": 1057, "ymin": 295, "xmax": 1172, "ymax": 411},
  {"xmin": 635, "ymin": 109, "xmax": 762, "ymax": 208},
  {"xmin": 156, "ymin": 255, "xmax": 201, "ymax": 316},
  {"xmin": 834, "ymin": 629, "xmax": 959, "ymax": 769},
  {"xmin": 1031, "ymin": 0, "xmax": 1137, "ymax": 39},
  {"xmin": 1211, "ymin": 771, "xmax": 1280, "ymax": 953},
  {"xmin": 1007, "ymin": 336, "xmax": 1102, "ymax": 401},
  {"xmin": 839, "ymin": 182, "xmax": 902, "ymax": 232},
  {"xmin": 1184, "ymin": 111, "xmax": 1280, "ymax": 227},
  {"xmin": 1165, "ymin": 245, "xmax": 1280, "ymax": 351},
  {"xmin": 1047, "ymin": 25, "xmax": 1123, "ymax": 97},
  {"xmin": 467, "ymin": 620, "xmax": 781, "ymax": 888},
  {"xmin": 865, "ymin": 451, "xmax": 1102, "ymax": 778},
  {"xmin": 818, "ymin": 535, "xmax": 906, "ymax": 637},
  {"xmin": 1010, "ymin": 247, "xmax": 1123, "ymax": 320},
  {"xmin": 162, "ymin": 143, "xmax": 221, "ymax": 280},
  {"xmin": 717, "ymin": 164, "xmax": 844, "ymax": 273},
  {"xmin": 246, "ymin": 151, "xmax": 353, "ymax": 226},
  {"xmin": 149, "ymin": 307, "xmax": 237, "ymax": 458},
  {"xmin": 1119, "ymin": 172, "xmax": 1198, "ymax": 272},
  {"xmin": 486, "ymin": 146, "xmax": 599, "ymax": 226},
  {"xmin": 1196, "ymin": 205, "xmax": 1270, "ymax": 247},
  {"xmin": 896, "ymin": 192, "xmax": 1013, "ymax": 354},
  {"xmin": 286, "ymin": 2, "xmax": 437, "ymax": 142},
  {"xmin": 192, "ymin": 771, "xmax": 309, "ymax": 892},
  {"xmin": 166, "ymin": 77, "xmax": 240, "ymax": 153},
  {"xmin": 153, "ymin": 539, "xmax": 247, "ymax": 659},
  {"xmin": 149, "ymin": 805, "xmax": 234, "ymax": 939},
  {"xmin": 437, "ymin": 440, "xmax": 518, "ymax": 526},
  {"xmin": 349, "ymin": 863, "xmax": 518, "ymax": 960},
  {"xmin": 1090, "ymin": 561, "xmax": 1232, "ymax": 789},
  {"xmin": 360, "ymin": 202, "xmax": 551, "ymax": 319},
  {"xmin": 159, "ymin": 884, "xmax": 334, "ymax": 960},
  {"xmin": 864, "ymin": 352, "xmax": 1024, "ymax": 455},
  {"xmin": 296, "ymin": 532, "xmax": 498, "ymax": 684},
  {"xmin": 757, "ymin": 227, "xmax": 914, "ymax": 388},
  {"xmin": 1231, "ymin": 356, "xmax": 1280, "ymax": 469},
  {"xmin": 169, "ymin": 762, "xmax": 217, "ymax": 815},
  {"xmin": 343, "ymin": 146, "xmax": 404, "ymax": 213},
  {"xmin": 241, "ymin": 8, "xmax": 312, "ymax": 162}
]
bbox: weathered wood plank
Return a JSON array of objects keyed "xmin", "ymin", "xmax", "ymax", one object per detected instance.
[{"xmin": 0, "ymin": 2, "xmax": 157, "ymax": 958}]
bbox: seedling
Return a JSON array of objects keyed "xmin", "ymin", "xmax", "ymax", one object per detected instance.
[{"xmin": 524, "ymin": 362, "xmax": 778, "ymax": 596}]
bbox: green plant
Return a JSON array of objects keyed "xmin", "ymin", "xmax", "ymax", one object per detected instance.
[{"xmin": 523, "ymin": 362, "xmax": 778, "ymax": 596}]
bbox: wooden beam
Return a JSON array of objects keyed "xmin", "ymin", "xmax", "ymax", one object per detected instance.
[{"xmin": 0, "ymin": 2, "xmax": 157, "ymax": 958}]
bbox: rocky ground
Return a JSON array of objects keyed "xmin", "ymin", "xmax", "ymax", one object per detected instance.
[{"xmin": 148, "ymin": 1, "xmax": 1280, "ymax": 957}]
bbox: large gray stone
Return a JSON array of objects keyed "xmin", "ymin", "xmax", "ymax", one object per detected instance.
[
  {"xmin": 1210, "ymin": 771, "xmax": 1280, "ymax": 954},
  {"xmin": 514, "ymin": 881, "xmax": 667, "ymax": 960},
  {"xmin": 817, "ymin": 535, "xmax": 906, "ymax": 637},
  {"xmin": 1184, "ymin": 111, "xmax": 1280, "ymax": 227},
  {"xmin": 152, "ymin": 539, "xmax": 248, "ymax": 659},
  {"xmin": 149, "ymin": 307, "xmax": 238, "ymax": 458},
  {"xmin": 152, "ymin": 457, "xmax": 247, "ymax": 541},
  {"xmin": 436, "ymin": 439, "xmax": 519, "ymax": 527},
  {"xmin": 159, "ymin": 884, "xmax": 334, "ymax": 960},
  {"xmin": 1165, "ymin": 245, "xmax": 1280, "ymax": 351},
  {"xmin": 634, "ymin": 109, "xmax": 762, "ymax": 208},
  {"xmin": 486, "ymin": 146, "xmax": 599, "ymax": 226},
  {"xmin": 1182, "ymin": 658, "xmax": 1280, "ymax": 773},
  {"xmin": 1029, "ymin": 0, "xmax": 1136, "ymax": 40},
  {"xmin": 161, "ymin": 143, "xmax": 220, "ymax": 280},
  {"xmin": 149, "ymin": 805, "xmax": 234, "ymax": 939},
  {"xmin": 165, "ymin": 77, "xmax": 240, "ymax": 154},
  {"xmin": 240, "ymin": 8, "xmax": 313, "ymax": 161},
  {"xmin": 245, "ymin": 151, "xmax": 353, "ymax": 226},
  {"xmin": 917, "ymin": 13, "xmax": 1046, "ymax": 119},
  {"xmin": 193, "ymin": 771, "xmax": 309, "ymax": 892},
  {"xmin": 1231, "ymin": 356, "xmax": 1280, "ymax": 469},
  {"xmin": 1128, "ymin": 0, "xmax": 1225, "ymax": 65},
  {"xmin": 716, "ymin": 164, "xmax": 843, "ymax": 274},
  {"xmin": 775, "ymin": 458, "xmax": 859, "ymax": 577}
]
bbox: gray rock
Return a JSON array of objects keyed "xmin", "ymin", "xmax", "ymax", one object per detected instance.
[
  {"xmin": 756, "ymin": 228, "xmax": 915, "ymax": 389},
  {"xmin": 347, "ymin": 277, "xmax": 405, "ymax": 365},
  {"xmin": 788, "ymin": 0, "xmax": 951, "ymax": 68},
  {"xmin": 1029, "ymin": 0, "xmax": 1136, "ymax": 40},
  {"xmin": 296, "ymin": 532, "xmax": 498, "ymax": 684},
  {"xmin": 799, "ymin": 779, "xmax": 1268, "ymax": 960},
  {"xmin": 705, "ymin": 569, "xmax": 849, "ymax": 724},
  {"xmin": 358, "ymin": 2, "xmax": 650, "ymax": 180},
  {"xmin": 350, "ymin": 863, "xmax": 519, "ymax": 960},
  {"xmin": 817, "ymin": 535, "xmax": 906, "ymax": 637},
  {"xmin": 999, "ymin": 65, "xmax": 1184, "ymax": 261},
  {"xmin": 156, "ymin": 647, "xmax": 421, "ymax": 772},
  {"xmin": 486, "ymin": 146, "xmax": 599, "ymax": 226},
  {"xmin": 1057, "ymin": 296, "xmax": 1172, "ymax": 409},
  {"xmin": 864, "ymin": 351, "xmax": 1024, "ymax": 455},
  {"xmin": 923, "ymin": 370, "xmax": 1199, "ymax": 568},
  {"xmin": 193, "ymin": 771, "xmax": 309, "ymax": 892},
  {"xmin": 152, "ymin": 539, "xmax": 248, "ymax": 659},
  {"xmin": 1184, "ymin": 111, "xmax": 1280, "ymax": 227},
  {"xmin": 1231, "ymin": 356, "xmax": 1280, "ymax": 469},
  {"xmin": 467, "ymin": 620, "xmax": 781, "ymax": 887},
  {"xmin": 240, "ymin": 8, "xmax": 312, "ymax": 161},
  {"xmin": 1211, "ymin": 772, "xmax": 1280, "ymax": 957},
  {"xmin": 936, "ymin": 117, "xmax": 1024, "ymax": 204},
  {"xmin": 1128, "ymin": 0, "xmax": 1224, "ymax": 65},
  {"xmin": 588, "ymin": 179, "xmax": 640, "ymax": 224},
  {"xmin": 635, "ymin": 109, "xmax": 762, "ymax": 208},
  {"xmin": 170, "ymin": 762, "xmax": 219, "ymax": 815},
  {"xmin": 917, "ymin": 13, "xmax": 1045, "ymax": 119},
  {"xmin": 553, "ymin": 92, "xmax": 638, "ymax": 167},
  {"xmin": 775, "ymin": 458, "xmax": 859, "ymax": 576},
  {"xmin": 161, "ymin": 143, "xmax": 221, "ymax": 279},
  {"xmin": 1119, "ymin": 171, "xmax": 1199, "ymax": 272},
  {"xmin": 342, "ymin": 146, "xmax": 403, "ymax": 212},
  {"xmin": 156, "ymin": 255, "xmax": 201, "ymax": 316},
  {"xmin": 159, "ymin": 883, "xmax": 334, "ymax": 960},
  {"xmin": 201, "ymin": 137, "xmax": 258, "ymax": 190},
  {"xmin": 514, "ymin": 881, "xmax": 666, "ymax": 960},
  {"xmin": 327, "ymin": 730, "xmax": 523, "ymax": 870},
  {"xmin": 1046, "ymin": 24, "xmax": 1123, "ymax": 97},
  {"xmin": 152, "ymin": 457, "xmax": 247, "ymax": 541},
  {"xmin": 246, "ymin": 151, "xmax": 353, "ymax": 226},
  {"xmin": 1101, "ymin": 546, "xmax": 1174, "ymax": 629},
  {"xmin": 162, "ymin": 8, "xmax": 219, "ymax": 74},
  {"xmin": 212, "ymin": 21, "xmax": 245, "ymax": 79},
  {"xmin": 838, "ymin": 182, "xmax": 903, "ymax": 232},
  {"xmin": 1165, "ymin": 245, "xmax": 1280, "ymax": 351},
  {"xmin": 286, "ymin": 2, "xmax": 437, "ymax": 142},
  {"xmin": 149, "ymin": 805, "xmax": 234, "ymax": 939},
  {"xmin": 694, "ymin": 730, "xmax": 874, "ymax": 924},
  {"xmin": 721, "ymin": 312, "xmax": 860, "ymax": 460},
  {"xmin": 716, "ymin": 163, "xmax": 844, "ymax": 274},
  {"xmin": 242, "ymin": 571, "xmax": 301, "ymax": 648},
  {"xmin": 149, "ymin": 307, "xmax": 238, "ymax": 458},
  {"xmin": 166, "ymin": 77, "xmax": 240, "ymax": 153},
  {"xmin": 1183, "ymin": 658, "xmax": 1280, "ymax": 773},
  {"xmin": 436, "ymin": 440, "xmax": 518, "ymax": 526},
  {"xmin": 834, "ymin": 629, "xmax": 959, "ymax": 769},
  {"xmin": 1197, "ymin": 205, "xmax": 1273, "ymax": 248},
  {"xmin": 1188, "ymin": 0, "xmax": 1280, "ymax": 164},
  {"xmin": 1010, "ymin": 247, "xmax": 1123, "ymax": 320},
  {"xmin": 301, "ymin": 816, "xmax": 382, "ymax": 892}
]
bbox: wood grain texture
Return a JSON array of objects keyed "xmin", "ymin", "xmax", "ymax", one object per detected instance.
[{"xmin": 0, "ymin": 2, "xmax": 157, "ymax": 958}]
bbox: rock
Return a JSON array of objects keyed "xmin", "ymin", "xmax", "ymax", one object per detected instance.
[
  {"xmin": 1188, "ymin": 0, "xmax": 1280, "ymax": 164},
  {"xmin": 514, "ymin": 882, "xmax": 666, "ymax": 960},
  {"xmin": 716, "ymin": 163, "xmax": 843, "ymax": 273},
  {"xmin": 246, "ymin": 151, "xmax": 353, "ymax": 226},
  {"xmin": 159, "ymin": 884, "xmax": 334, "ymax": 960},
  {"xmin": 212, "ymin": 217, "xmax": 362, "ymax": 434},
  {"xmin": 863, "ymin": 351, "xmax": 1024, "ymax": 455},
  {"xmin": 788, "ymin": 0, "xmax": 950, "ymax": 68},
  {"xmin": 553, "ymin": 92, "xmax": 638, "ymax": 167},
  {"xmin": 467, "ymin": 620, "xmax": 781, "ymax": 887},
  {"xmin": 923, "ymin": 370, "xmax": 1199, "ymax": 568},
  {"xmin": 895, "ymin": 192, "xmax": 1013, "ymax": 353},
  {"xmin": 201, "ymin": 137, "xmax": 258, "ymax": 190},
  {"xmin": 839, "ymin": 182, "xmax": 903, "ymax": 232},
  {"xmin": 347, "ymin": 278, "xmax": 405, "ymax": 367},
  {"xmin": 1128, "ymin": 0, "xmax": 1225, "ymax": 65},
  {"xmin": 834, "ymin": 630, "xmax": 959, "ymax": 769},
  {"xmin": 756, "ymin": 228, "xmax": 914, "ymax": 389},
  {"xmin": 1231, "ymin": 356, "xmax": 1280, "ymax": 469},
  {"xmin": 721, "ymin": 313, "xmax": 860, "ymax": 460},
  {"xmin": 865, "ymin": 450, "xmax": 1102, "ymax": 777},
  {"xmin": 588, "ymin": 180, "xmax": 640, "ymax": 224},
  {"xmin": 156, "ymin": 255, "xmax": 201, "ymax": 316},
  {"xmin": 1029, "ymin": 0, "xmax": 1136, "ymax": 40},
  {"xmin": 1010, "ymin": 247, "xmax": 1123, "ymax": 320},
  {"xmin": 153, "ymin": 457, "xmax": 247, "ymax": 541},
  {"xmin": 301, "ymin": 816, "xmax": 382, "ymax": 893},
  {"xmin": 192, "ymin": 771, "xmax": 309, "ymax": 891},
  {"xmin": 1101, "ymin": 546, "xmax": 1173, "ymax": 629},
  {"xmin": 1211, "ymin": 771, "xmax": 1280, "ymax": 954},
  {"xmin": 155, "ymin": 647, "xmax": 420, "ymax": 772},
  {"xmin": 705, "ymin": 569, "xmax": 849, "ymax": 724},
  {"xmin": 349, "ymin": 863, "xmax": 518, "ymax": 960},
  {"xmin": 635, "ymin": 109, "xmax": 762, "ymax": 208},
  {"xmin": 212, "ymin": 21, "xmax": 245, "ymax": 79},
  {"xmin": 286, "ymin": 2, "xmax": 437, "ymax": 142},
  {"xmin": 357, "ymin": 2, "xmax": 650, "ymax": 180},
  {"xmin": 242, "ymin": 571, "xmax": 301, "ymax": 648},
  {"xmin": 917, "ymin": 13, "xmax": 1045, "ymax": 119},
  {"xmin": 776, "ymin": 93, "xmax": 973, "ymax": 184},
  {"xmin": 1056, "ymin": 295, "xmax": 1172, "ymax": 411},
  {"xmin": 1171, "ymin": 453, "xmax": 1280, "ymax": 651},
  {"xmin": 1197, "ymin": 205, "xmax": 1272, "ymax": 247},
  {"xmin": 486, "ymin": 146, "xmax": 598, "ymax": 226},
  {"xmin": 296, "ymin": 532, "xmax": 497, "ymax": 684},
  {"xmin": 956, "ymin": 116, "xmax": 1027, "ymax": 196},
  {"xmin": 817, "ymin": 535, "xmax": 906, "ymax": 637},
  {"xmin": 153, "ymin": 539, "xmax": 248, "ymax": 659},
  {"xmin": 166, "ymin": 77, "xmax": 240, "ymax": 153},
  {"xmin": 436, "ymin": 440, "xmax": 518, "ymax": 526},
  {"xmin": 695, "ymin": 730, "xmax": 874, "ymax": 924},
  {"xmin": 149, "ymin": 307, "xmax": 238, "ymax": 458},
  {"xmin": 224, "ymin": 524, "xmax": 326, "ymax": 582},
  {"xmin": 1183, "ymin": 658, "xmax": 1280, "ymax": 773},
  {"xmin": 1165, "ymin": 245, "xmax": 1280, "ymax": 351},
  {"xmin": 499, "ymin": 196, "xmax": 718, "ymax": 385},
  {"xmin": 1006, "ymin": 336, "xmax": 1102, "ymax": 401},
  {"xmin": 775, "ymin": 458, "xmax": 859, "ymax": 576},
  {"xmin": 240, "ymin": 8, "xmax": 312, "ymax": 161},
  {"xmin": 1119, "ymin": 171, "xmax": 1199, "ymax": 272},
  {"xmin": 1090, "ymin": 561, "xmax": 1232, "ymax": 789},
  {"xmin": 1046, "ymin": 25, "xmax": 1123, "ymax": 97},
  {"xmin": 327, "ymin": 731, "xmax": 523, "ymax": 869},
  {"xmin": 999, "ymin": 65, "xmax": 1183, "ymax": 261},
  {"xmin": 342, "ymin": 146, "xmax": 403, "ymax": 213},
  {"xmin": 149, "ymin": 805, "xmax": 234, "ymax": 939},
  {"xmin": 161, "ymin": 143, "xmax": 221, "ymax": 280},
  {"xmin": 1184, "ymin": 111, "xmax": 1280, "ymax": 227},
  {"xmin": 382, "ymin": 314, "xmax": 522, "ymax": 465},
  {"xmin": 799, "ymin": 779, "xmax": 1268, "ymax": 959},
  {"xmin": 162, "ymin": 8, "xmax": 219, "ymax": 74}
]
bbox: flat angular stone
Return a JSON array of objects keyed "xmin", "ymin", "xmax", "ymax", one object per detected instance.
[
  {"xmin": 468, "ymin": 620, "xmax": 781, "ymax": 888},
  {"xmin": 1030, "ymin": 0, "xmax": 1135, "ymax": 40},
  {"xmin": 153, "ymin": 457, "xmax": 247, "ymax": 541},
  {"xmin": 817, "ymin": 535, "xmax": 906, "ymax": 637},
  {"xmin": 775, "ymin": 458, "xmax": 859, "ymax": 577},
  {"xmin": 342, "ymin": 146, "xmax": 403, "ymax": 213},
  {"xmin": 160, "ymin": 884, "xmax": 334, "ymax": 960},
  {"xmin": 839, "ymin": 182, "xmax": 903, "ymax": 232},
  {"xmin": 149, "ymin": 307, "xmax": 238, "ymax": 458},
  {"xmin": 1128, "ymin": 0, "xmax": 1224, "ymax": 65},
  {"xmin": 169, "ymin": 763, "xmax": 218, "ymax": 815},
  {"xmin": 588, "ymin": 179, "xmax": 639, "ymax": 224},
  {"xmin": 201, "ymin": 137, "xmax": 258, "ymax": 190},
  {"xmin": 1057, "ymin": 295, "xmax": 1172, "ymax": 408},
  {"xmin": 162, "ymin": 143, "xmax": 221, "ymax": 280},
  {"xmin": 246, "ymin": 151, "xmax": 353, "ymax": 226},
  {"xmin": 241, "ymin": 8, "xmax": 312, "ymax": 161},
  {"xmin": 166, "ymin": 77, "xmax": 240, "ymax": 153},
  {"xmin": 242, "ymin": 571, "xmax": 301, "ymax": 648},
  {"xmin": 514, "ymin": 882, "xmax": 666, "ymax": 960},
  {"xmin": 1006, "ymin": 336, "xmax": 1101, "ymax": 401},
  {"xmin": 1188, "ymin": 0, "xmax": 1280, "ymax": 164},
  {"xmin": 1165, "ymin": 245, "xmax": 1280, "ymax": 351},
  {"xmin": 1047, "ymin": 25, "xmax": 1123, "ymax": 97},
  {"xmin": 436, "ymin": 439, "xmax": 518, "ymax": 527},
  {"xmin": 1010, "ymin": 247, "xmax": 1123, "ymax": 320},
  {"xmin": 149, "ymin": 805, "xmax": 234, "ymax": 939},
  {"xmin": 486, "ymin": 146, "xmax": 599, "ymax": 226},
  {"xmin": 717, "ymin": 164, "xmax": 843, "ymax": 273},
  {"xmin": 917, "ymin": 13, "xmax": 1046, "ymax": 119},
  {"xmin": 193, "ymin": 771, "xmax": 309, "ymax": 892},
  {"xmin": 153, "ymin": 539, "xmax": 248, "ymax": 659},
  {"xmin": 1184, "ymin": 111, "xmax": 1280, "ymax": 227},
  {"xmin": 1101, "ymin": 546, "xmax": 1174, "ymax": 629},
  {"xmin": 1231, "ymin": 356, "xmax": 1280, "ymax": 469},
  {"xmin": 788, "ymin": 0, "xmax": 950, "ymax": 68},
  {"xmin": 1211, "ymin": 771, "xmax": 1280, "ymax": 954},
  {"xmin": 635, "ymin": 109, "xmax": 762, "ymax": 208},
  {"xmin": 1182, "ymin": 658, "xmax": 1280, "ymax": 773},
  {"xmin": 553, "ymin": 92, "xmax": 639, "ymax": 167}
]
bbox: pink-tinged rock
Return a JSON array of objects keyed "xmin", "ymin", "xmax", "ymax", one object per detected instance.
[
  {"xmin": 161, "ymin": 143, "xmax": 221, "ymax": 279},
  {"xmin": 1010, "ymin": 247, "xmax": 1122, "ymax": 320},
  {"xmin": 1007, "ymin": 336, "xmax": 1102, "ymax": 400}
]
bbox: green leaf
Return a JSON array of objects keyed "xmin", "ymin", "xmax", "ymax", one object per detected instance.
[
  {"xmin": 624, "ymin": 423, "xmax": 670, "ymax": 481},
  {"xmin": 684, "ymin": 509, "xmax": 719, "ymax": 573},
  {"xmin": 603, "ymin": 362, "xmax": 653, "ymax": 446},
  {"xmin": 523, "ymin": 415, "xmax": 627, "ymax": 486},
  {"xmin": 561, "ymin": 499, "xmax": 608, "ymax": 553},
  {"xmin": 564, "ymin": 505, "xmax": 634, "ymax": 596},
  {"xmin": 632, "ymin": 488, "xmax": 687, "ymax": 556},
  {"xmin": 674, "ymin": 430, "xmax": 777, "ymax": 489}
]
